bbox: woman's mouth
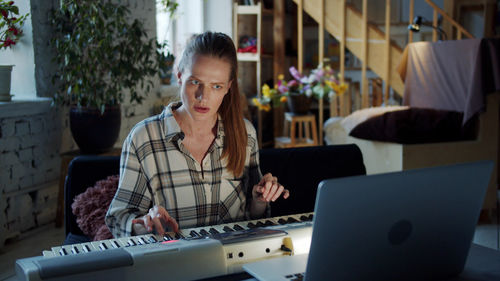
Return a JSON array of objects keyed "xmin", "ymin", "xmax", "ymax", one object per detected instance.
[{"xmin": 194, "ymin": 106, "xmax": 209, "ymax": 113}]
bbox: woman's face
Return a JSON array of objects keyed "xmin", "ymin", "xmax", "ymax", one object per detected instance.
[{"xmin": 177, "ymin": 54, "xmax": 232, "ymax": 122}]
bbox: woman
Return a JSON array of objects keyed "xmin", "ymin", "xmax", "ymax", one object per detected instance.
[{"xmin": 105, "ymin": 32, "xmax": 289, "ymax": 238}]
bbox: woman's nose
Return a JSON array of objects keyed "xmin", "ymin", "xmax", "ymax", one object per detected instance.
[{"xmin": 195, "ymin": 84, "xmax": 206, "ymax": 101}]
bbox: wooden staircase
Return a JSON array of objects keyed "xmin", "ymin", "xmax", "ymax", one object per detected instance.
[
  {"xmin": 294, "ymin": 0, "xmax": 405, "ymax": 96},
  {"xmin": 289, "ymin": 0, "xmax": 475, "ymax": 145}
]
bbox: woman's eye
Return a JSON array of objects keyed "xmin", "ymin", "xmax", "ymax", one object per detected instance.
[
  {"xmin": 213, "ymin": 85, "xmax": 223, "ymax": 90},
  {"xmin": 190, "ymin": 80, "xmax": 200, "ymax": 85}
]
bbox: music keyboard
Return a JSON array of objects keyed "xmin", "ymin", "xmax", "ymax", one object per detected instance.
[{"xmin": 16, "ymin": 212, "xmax": 314, "ymax": 281}]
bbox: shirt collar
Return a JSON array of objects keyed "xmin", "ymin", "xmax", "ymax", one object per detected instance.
[{"xmin": 162, "ymin": 102, "xmax": 184, "ymax": 142}]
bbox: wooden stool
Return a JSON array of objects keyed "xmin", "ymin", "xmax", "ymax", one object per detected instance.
[{"xmin": 274, "ymin": 113, "xmax": 318, "ymax": 148}]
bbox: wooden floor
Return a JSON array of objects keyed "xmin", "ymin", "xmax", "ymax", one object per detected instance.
[
  {"xmin": 1, "ymin": 218, "xmax": 499, "ymax": 281},
  {"xmin": 0, "ymin": 223, "xmax": 65, "ymax": 281}
]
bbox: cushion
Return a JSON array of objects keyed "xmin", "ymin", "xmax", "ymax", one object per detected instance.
[
  {"xmin": 349, "ymin": 108, "xmax": 477, "ymax": 144},
  {"xmin": 341, "ymin": 106, "xmax": 409, "ymax": 133},
  {"xmin": 71, "ymin": 175, "xmax": 119, "ymax": 241}
]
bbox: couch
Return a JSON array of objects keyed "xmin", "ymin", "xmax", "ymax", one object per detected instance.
[{"xmin": 63, "ymin": 144, "xmax": 366, "ymax": 245}]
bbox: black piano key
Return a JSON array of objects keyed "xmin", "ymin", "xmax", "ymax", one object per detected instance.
[
  {"xmin": 209, "ymin": 228, "xmax": 220, "ymax": 235},
  {"xmin": 59, "ymin": 248, "xmax": 68, "ymax": 256},
  {"xmin": 222, "ymin": 226, "xmax": 234, "ymax": 232},
  {"xmin": 278, "ymin": 218, "xmax": 287, "ymax": 225},
  {"xmin": 83, "ymin": 245, "xmax": 92, "ymax": 252},
  {"xmin": 233, "ymin": 224, "xmax": 244, "ymax": 231},
  {"xmin": 99, "ymin": 243, "xmax": 108, "ymax": 250},
  {"xmin": 149, "ymin": 236, "xmax": 158, "ymax": 243},
  {"xmin": 71, "ymin": 246, "xmax": 79, "ymax": 254},
  {"xmin": 256, "ymin": 221, "xmax": 265, "ymax": 227},
  {"xmin": 163, "ymin": 234, "xmax": 173, "ymax": 241},
  {"xmin": 199, "ymin": 229, "xmax": 210, "ymax": 236},
  {"xmin": 190, "ymin": 230, "xmax": 201, "ymax": 237},
  {"xmin": 264, "ymin": 220, "xmax": 276, "ymax": 226},
  {"xmin": 175, "ymin": 233, "xmax": 184, "ymax": 239},
  {"xmin": 300, "ymin": 215, "xmax": 309, "ymax": 221},
  {"xmin": 139, "ymin": 237, "xmax": 149, "ymax": 245},
  {"xmin": 127, "ymin": 239, "xmax": 136, "ymax": 246},
  {"xmin": 309, "ymin": 214, "xmax": 314, "ymax": 220},
  {"xmin": 287, "ymin": 217, "xmax": 299, "ymax": 223},
  {"xmin": 111, "ymin": 240, "xmax": 121, "ymax": 248},
  {"xmin": 247, "ymin": 222, "xmax": 257, "ymax": 229}
]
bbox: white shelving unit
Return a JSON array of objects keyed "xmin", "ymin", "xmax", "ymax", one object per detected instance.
[{"xmin": 233, "ymin": 1, "xmax": 273, "ymax": 147}]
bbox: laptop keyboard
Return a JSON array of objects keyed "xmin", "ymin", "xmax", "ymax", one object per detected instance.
[{"xmin": 285, "ymin": 272, "xmax": 305, "ymax": 281}]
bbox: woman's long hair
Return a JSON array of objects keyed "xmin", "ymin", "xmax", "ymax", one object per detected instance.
[{"xmin": 178, "ymin": 32, "xmax": 247, "ymax": 177}]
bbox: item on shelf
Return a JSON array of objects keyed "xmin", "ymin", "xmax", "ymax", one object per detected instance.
[{"xmin": 238, "ymin": 35, "xmax": 257, "ymax": 53}]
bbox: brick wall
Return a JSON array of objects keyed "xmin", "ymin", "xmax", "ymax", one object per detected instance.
[
  {"xmin": 0, "ymin": 100, "xmax": 61, "ymax": 245},
  {"xmin": 0, "ymin": 0, "xmax": 176, "ymax": 248}
]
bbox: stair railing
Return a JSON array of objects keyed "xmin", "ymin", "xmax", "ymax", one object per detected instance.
[{"xmin": 294, "ymin": 0, "xmax": 474, "ymax": 146}]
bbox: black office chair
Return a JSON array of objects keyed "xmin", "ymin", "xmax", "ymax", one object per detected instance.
[{"xmin": 63, "ymin": 155, "xmax": 120, "ymax": 245}]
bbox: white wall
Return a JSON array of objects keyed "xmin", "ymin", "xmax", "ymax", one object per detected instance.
[
  {"xmin": 204, "ymin": 0, "xmax": 233, "ymax": 37},
  {"xmin": 0, "ymin": 0, "xmax": 36, "ymax": 100}
]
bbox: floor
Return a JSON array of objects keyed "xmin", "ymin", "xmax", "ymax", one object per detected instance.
[{"xmin": 1, "ymin": 216, "xmax": 499, "ymax": 281}]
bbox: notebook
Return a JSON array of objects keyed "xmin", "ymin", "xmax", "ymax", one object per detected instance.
[{"xmin": 243, "ymin": 161, "xmax": 493, "ymax": 281}]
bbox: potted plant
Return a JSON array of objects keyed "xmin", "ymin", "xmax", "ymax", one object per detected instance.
[
  {"xmin": 0, "ymin": 0, "xmax": 28, "ymax": 102},
  {"xmin": 157, "ymin": 42, "xmax": 175, "ymax": 85},
  {"xmin": 50, "ymin": 0, "xmax": 158, "ymax": 153},
  {"xmin": 157, "ymin": 0, "xmax": 178, "ymax": 85}
]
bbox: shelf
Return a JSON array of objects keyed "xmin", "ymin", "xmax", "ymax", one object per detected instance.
[
  {"xmin": 236, "ymin": 4, "xmax": 272, "ymax": 16},
  {"xmin": 236, "ymin": 5, "xmax": 260, "ymax": 15},
  {"xmin": 237, "ymin": 52, "xmax": 273, "ymax": 62},
  {"xmin": 237, "ymin": 52, "xmax": 259, "ymax": 61}
]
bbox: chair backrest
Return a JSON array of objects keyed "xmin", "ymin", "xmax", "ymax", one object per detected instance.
[
  {"xmin": 259, "ymin": 144, "xmax": 366, "ymax": 217},
  {"xmin": 64, "ymin": 155, "xmax": 120, "ymax": 237}
]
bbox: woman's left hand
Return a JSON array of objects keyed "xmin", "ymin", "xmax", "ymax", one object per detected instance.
[{"xmin": 252, "ymin": 173, "xmax": 290, "ymax": 202}]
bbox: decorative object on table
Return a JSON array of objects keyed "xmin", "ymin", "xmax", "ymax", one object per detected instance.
[
  {"xmin": 157, "ymin": 0, "xmax": 178, "ymax": 85},
  {"xmin": 158, "ymin": 45, "xmax": 175, "ymax": 85},
  {"xmin": 0, "ymin": 0, "xmax": 28, "ymax": 102},
  {"xmin": 309, "ymin": 64, "xmax": 348, "ymax": 101},
  {"xmin": 252, "ymin": 65, "xmax": 348, "ymax": 115},
  {"xmin": 252, "ymin": 80, "xmax": 288, "ymax": 112},
  {"xmin": 50, "ymin": 0, "xmax": 159, "ymax": 154}
]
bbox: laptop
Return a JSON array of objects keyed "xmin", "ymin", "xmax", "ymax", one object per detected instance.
[{"xmin": 243, "ymin": 161, "xmax": 493, "ymax": 281}]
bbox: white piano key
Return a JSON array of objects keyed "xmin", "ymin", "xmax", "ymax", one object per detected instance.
[
  {"xmin": 50, "ymin": 246, "xmax": 64, "ymax": 256},
  {"xmin": 42, "ymin": 250, "xmax": 55, "ymax": 257},
  {"xmin": 81, "ymin": 242, "xmax": 96, "ymax": 253},
  {"xmin": 70, "ymin": 244, "xmax": 82, "ymax": 255}
]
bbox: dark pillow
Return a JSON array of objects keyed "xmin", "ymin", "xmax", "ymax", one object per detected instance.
[
  {"xmin": 72, "ymin": 175, "xmax": 119, "ymax": 241},
  {"xmin": 349, "ymin": 108, "xmax": 477, "ymax": 144}
]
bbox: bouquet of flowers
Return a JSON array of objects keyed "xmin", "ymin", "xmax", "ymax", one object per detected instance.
[
  {"xmin": 252, "ymin": 64, "xmax": 348, "ymax": 111},
  {"xmin": 252, "ymin": 81, "xmax": 288, "ymax": 112},
  {"xmin": 0, "ymin": 0, "xmax": 28, "ymax": 49},
  {"xmin": 307, "ymin": 64, "xmax": 348, "ymax": 100}
]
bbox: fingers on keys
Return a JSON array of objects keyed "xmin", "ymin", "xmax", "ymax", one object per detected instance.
[
  {"xmin": 132, "ymin": 206, "xmax": 179, "ymax": 235},
  {"xmin": 259, "ymin": 173, "xmax": 289, "ymax": 202}
]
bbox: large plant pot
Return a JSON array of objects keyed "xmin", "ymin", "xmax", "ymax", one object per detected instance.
[
  {"xmin": 0, "ymin": 65, "xmax": 13, "ymax": 102},
  {"xmin": 287, "ymin": 94, "xmax": 312, "ymax": 115},
  {"xmin": 70, "ymin": 105, "xmax": 121, "ymax": 154}
]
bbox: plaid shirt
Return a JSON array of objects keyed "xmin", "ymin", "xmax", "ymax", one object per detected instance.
[{"xmin": 105, "ymin": 102, "xmax": 267, "ymax": 238}]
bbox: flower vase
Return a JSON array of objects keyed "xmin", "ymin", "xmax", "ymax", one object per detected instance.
[
  {"xmin": 287, "ymin": 93, "xmax": 311, "ymax": 115},
  {"xmin": 0, "ymin": 65, "xmax": 14, "ymax": 102}
]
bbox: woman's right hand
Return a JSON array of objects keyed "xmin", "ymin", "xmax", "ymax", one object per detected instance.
[{"xmin": 132, "ymin": 205, "xmax": 179, "ymax": 236}]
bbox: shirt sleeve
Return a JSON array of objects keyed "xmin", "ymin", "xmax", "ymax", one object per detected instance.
[
  {"xmin": 244, "ymin": 120, "xmax": 271, "ymax": 219},
  {"xmin": 105, "ymin": 132, "xmax": 153, "ymax": 238}
]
